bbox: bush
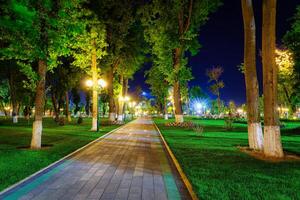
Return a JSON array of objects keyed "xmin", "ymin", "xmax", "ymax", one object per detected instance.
[
  {"xmin": 224, "ymin": 117, "xmax": 234, "ymax": 130},
  {"xmin": 193, "ymin": 124, "xmax": 204, "ymax": 136},
  {"xmin": 165, "ymin": 121, "xmax": 195, "ymax": 128},
  {"xmin": 77, "ymin": 117, "xmax": 83, "ymax": 124},
  {"xmin": 58, "ymin": 117, "xmax": 65, "ymax": 126}
]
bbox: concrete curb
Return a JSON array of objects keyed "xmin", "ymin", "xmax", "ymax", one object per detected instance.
[
  {"xmin": 0, "ymin": 120, "xmax": 133, "ymax": 196},
  {"xmin": 153, "ymin": 122, "xmax": 199, "ymax": 200}
]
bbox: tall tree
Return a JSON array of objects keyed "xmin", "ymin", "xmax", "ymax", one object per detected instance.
[
  {"xmin": 0, "ymin": 0, "xmax": 88, "ymax": 148},
  {"xmin": 241, "ymin": 0, "xmax": 263, "ymax": 150},
  {"xmin": 71, "ymin": 21, "xmax": 107, "ymax": 131},
  {"xmin": 115, "ymin": 23, "xmax": 147, "ymax": 122},
  {"xmin": 275, "ymin": 48, "xmax": 296, "ymax": 112},
  {"xmin": 206, "ymin": 66, "xmax": 224, "ymax": 114},
  {"xmin": 141, "ymin": 0, "xmax": 221, "ymax": 123},
  {"xmin": 146, "ymin": 65, "xmax": 169, "ymax": 119},
  {"xmin": 283, "ymin": 7, "xmax": 300, "ymax": 111},
  {"xmin": 262, "ymin": 0, "xmax": 283, "ymax": 157}
]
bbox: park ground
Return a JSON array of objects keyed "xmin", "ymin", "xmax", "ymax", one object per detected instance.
[
  {"xmin": 0, "ymin": 117, "xmax": 121, "ymax": 191},
  {"xmin": 154, "ymin": 117, "xmax": 300, "ymax": 200},
  {"xmin": 0, "ymin": 117, "xmax": 299, "ymax": 200}
]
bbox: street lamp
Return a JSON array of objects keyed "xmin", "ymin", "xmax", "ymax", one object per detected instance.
[
  {"xmin": 118, "ymin": 95, "xmax": 130, "ymax": 121},
  {"xmin": 86, "ymin": 78, "xmax": 107, "ymax": 132}
]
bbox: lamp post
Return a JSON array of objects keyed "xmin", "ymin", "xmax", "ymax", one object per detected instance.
[{"xmin": 86, "ymin": 78, "xmax": 107, "ymax": 132}]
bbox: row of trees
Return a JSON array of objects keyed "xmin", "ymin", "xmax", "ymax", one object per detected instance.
[
  {"xmin": 240, "ymin": 0, "xmax": 300, "ymax": 158},
  {"xmin": 146, "ymin": 0, "xmax": 299, "ymax": 158},
  {"xmin": 0, "ymin": 0, "xmax": 147, "ymax": 148}
]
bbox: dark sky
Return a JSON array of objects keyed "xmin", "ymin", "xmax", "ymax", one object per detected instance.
[{"xmin": 129, "ymin": 0, "xmax": 299, "ymax": 105}]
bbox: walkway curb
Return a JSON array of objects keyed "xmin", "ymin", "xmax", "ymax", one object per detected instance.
[
  {"xmin": 0, "ymin": 120, "xmax": 132, "ymax": 196},
  {"xmin": 153, "ymin": 122, "xmax": 199, "ymax": 200}
]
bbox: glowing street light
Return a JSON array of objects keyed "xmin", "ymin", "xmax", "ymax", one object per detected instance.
[
  {"xmin": 98, "ymin": 79, "xmax": 107, "ymax": 88},
  {"xmin": 86, "ymin": 78, "xmax": 107, "ymax": 132},
  {"xmin": 86, "ymin": 80, "xmax": 93, "ymax": 87}
]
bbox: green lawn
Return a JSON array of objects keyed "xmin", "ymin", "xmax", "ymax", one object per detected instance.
[
  {"xmin": 154, "ymin": 117, "xmax": 300, "ymax": 200},
  {"xmin": 0, "ymin": 117, "xmax": 121, "ymax": 191}
]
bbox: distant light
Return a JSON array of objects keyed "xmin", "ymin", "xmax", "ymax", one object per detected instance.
[
  {"xmin": 195, "ymin": 103, "xmax": 202, "ymax": 110},
  {"xmin": 98, "ymin": 79, "xmax": 107, "ymax": 88},
  {"xmin": 142, "ymin": 92, "xmax": 147, "ymax": 96},
  {"xmin": 237, "ymin": 108, "xmax": 243, "ymax": 113},
  {"xmin": 86, "ymin": 80, "xmax": 93, "ymax": 87},
  {"xmin": 124, "ymin": 96, "xmax": 130, "ymax": 101}
]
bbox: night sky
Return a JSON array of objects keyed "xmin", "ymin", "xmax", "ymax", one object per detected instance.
[{"xmin": 129, "ymin": 0, "xmax": 299, "ymax": 105}]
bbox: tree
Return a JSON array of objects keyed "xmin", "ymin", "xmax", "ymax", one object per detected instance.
[
  {"xmin": 275, "ymin": 48, "xmax": 296, "ymax": 113},
  {"xmin": 141, "ymin": 0, "xmax": 221, "ymax": 123},
  {"xmin": 206, "ymin": 66, "xmax": 224, "ymax": 114},
  {"xmin": 115, "ymin": 22, "xmax": 147, "ymax": 122},
  {"xmin": 47, "ymin": 57, "xmax": 83, "ymax": 122},
  {"xmin": 241, "ymin": 0, "xmax": 263, "ymax": 150},
  {"xmin": 0, "ymin": 79, "xmax": 10, "ymax": 117},
  {"xmin": 262, "ymin": 0, "xmax": 283, "ymax": 157},
  {"xmin": 146, "ymin": 65, "xmax": 169, "ymax": 119},
  {"xmin": 283, "ymin": 5, "xmax": 300, "ymax": 111},
  {"xmin": 1, "ymin": 0, "xmax": 88, "ymax": 148},
  {"xmin": 71, "ymin": 18, "xmax": 107, "ymax": 131},
  {"xmin": 189, "ymin": 85, "xmax": 208, "ymax": 100}
]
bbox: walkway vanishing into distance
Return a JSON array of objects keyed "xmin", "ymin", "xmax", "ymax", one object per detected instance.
[{"xmin": 0, "ymin": 118, "xmax": 191, "ymax": 200}]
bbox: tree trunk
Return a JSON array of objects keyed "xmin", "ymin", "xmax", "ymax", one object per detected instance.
[
  {"xmin": 51, "ymin": 92, "xmax": 59, "ymax": 121},
  {"xmin": 91, "ymin": 40, "xmax": 98, "ymax": 131},
  {"xmin": 117, "ymin": 75, "xmax": 124, "ymax": 122},
  {"xmin": 242, "ymin": 0, "xmax": 263, "ymax": 150},
  {"xmin": 217, "ymin": 90, "xmax": 221, "ymax": 114},
  {"xmin": 262, "ymin": 0, "xmax": 283, "ymax": 157},
  {"xmin": 108, "ymin": 66, "xmax": 115, "ymax": 121},
  {"xmin": 173, "ymin": 48, "xmax": 184, "ymax": 123},
  {"xmin": 122, "ymin": 78, "xmax": 128, "ymax": 120},
  {"xmin": 8, "ymin": 69, "xmax": 18, "ymax": 123},
  {"xmin": 31, "ymin": 60, "xmax": 47, "ymax": 149},
  {"xmin": 164, "ymin": 96, "xmax": 168, "ymax": 120},
  {"xmin": 65, "ymin": 91, "xmax": 71, "ymax": 122}
]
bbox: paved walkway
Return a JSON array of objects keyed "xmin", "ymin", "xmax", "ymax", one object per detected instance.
[{"xmin": 0, "ymin": 118, "xmax": 191, "ymax": 200}]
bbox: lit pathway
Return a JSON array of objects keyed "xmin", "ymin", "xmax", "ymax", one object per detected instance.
[{"xmin": 0, "ymin": 118, "xmax": 191, "ymax": 200}]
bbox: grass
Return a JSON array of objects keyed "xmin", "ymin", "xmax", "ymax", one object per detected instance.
[
  {"xmin": 154, "ymin": 117, "xmax": 300, "ymax": 200},
  {"xmin": 0, "ymin": 117, "xmax": 121, "ymax": 191}
]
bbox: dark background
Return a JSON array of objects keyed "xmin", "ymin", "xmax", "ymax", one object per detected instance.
[{"xmin": 129, "ymin": 0, "xmax": 299, "ymax": 105}]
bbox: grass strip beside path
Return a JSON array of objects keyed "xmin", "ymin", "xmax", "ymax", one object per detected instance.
[
  {"xmin": 0, "ymin": 117, "xmax": 121, "ymax": 191},
  {"xmin": 154, "ymin": 117, "xmax": 300, "ymax": 200}
]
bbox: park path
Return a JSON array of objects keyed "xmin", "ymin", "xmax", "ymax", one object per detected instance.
[{"xmin": 0, "ymin": 118, "xmax": 191, "ymax": 200}]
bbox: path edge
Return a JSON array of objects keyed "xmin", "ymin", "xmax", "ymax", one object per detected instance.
[
  {"xmin": 0, "ymin": 120, "xmax": 133, "ymax": 195},
  {"xmin": 153, "ymin": 122, "xmax": 199, "ymax": 200}
]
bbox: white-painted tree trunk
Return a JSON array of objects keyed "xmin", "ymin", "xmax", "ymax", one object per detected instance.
[
  {"xmin": 109, "ymin": 112, "xmax": 115, "ymax": 122},
  {"xmin": 91, "ymin": 117, "xmax": 97, "ymax": 131},
  {"xmin": 175, "ymin": 114, "xmax": 183, "ymax": 123},
  {"xmin": 31, "ymin": 120, "xmax": 42, "ymax": 149},
  {"xmin": 117, "ymin": 115, "xmax": 123, "ymax": 122},
  {"xmin": 263, "ymin": 126, "xmax": 284, "ymax": 157},
  {"xmin": 164, "ymin": 114, "xmax": 168, "ymax": 120},
  {"xmin": 13, "ymin": 116, "xmax": 18, "ymax": 123},
  {"xmin": 248, "ymin": 122, "xmax": 263, "ymax": 150}
]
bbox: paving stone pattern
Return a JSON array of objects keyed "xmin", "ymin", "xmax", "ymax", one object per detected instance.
[{"xmin": 0, "ymin": 118, "xmax": 191, "ymax": 200}]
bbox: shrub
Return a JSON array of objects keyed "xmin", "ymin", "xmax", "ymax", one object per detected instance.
[
  {"xmin": 77, "ymin": 117, "xmax": 83, "ymax": 124},
  {"xmin": 193, "ymin": 124, "xmax": 204, "ymax": 136},
  {"xmin": 58, "ymin": 117, "xmax": 65, "ymax": 126},
  {"xmin": 165, "ymin": 121, "xmax": 194, "ymax": 128},
  {"xmin": 224, "ymin": 117, "xmax": 234, "ymax": 130}
]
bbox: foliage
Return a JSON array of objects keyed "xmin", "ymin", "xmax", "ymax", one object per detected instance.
[
  {"xmin": 189, "ymin": 85, "xmax": 208, "ymax": 100},
  {"xmin": 283, "ymin": 5, "xmax": 300, "ymax": 110},
  {"xmin": 145, "ymin": 65, "xmax": 169, "ymax": 112},
  {"xmin": 140, "ymin": 0, "xmax": 221, "ymax": 85},
  {"xmin": 207, "ymin": 66, "xmax": 224, "ymax": 96}
]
